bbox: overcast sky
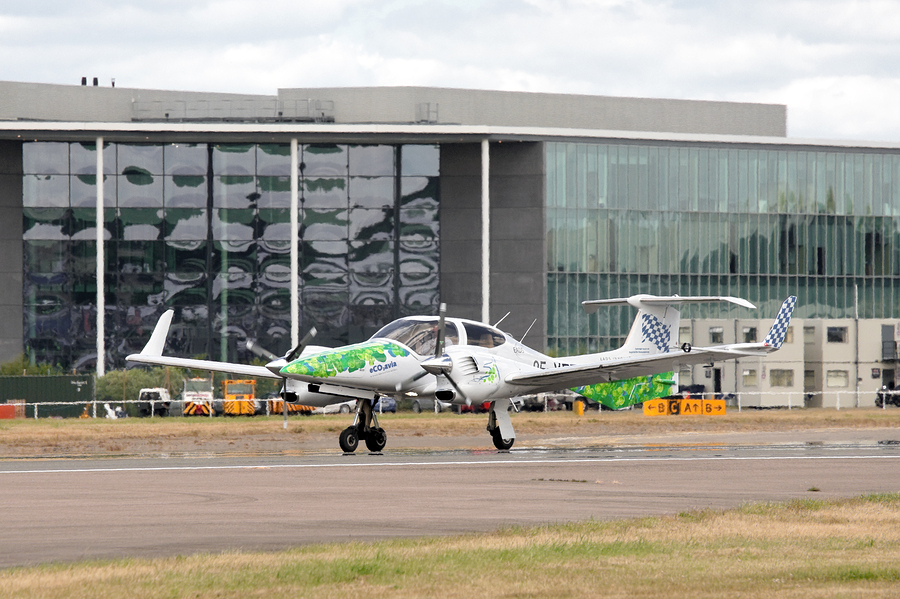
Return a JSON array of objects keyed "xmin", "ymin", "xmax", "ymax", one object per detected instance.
[{"xmin": 3, "ymin": 0, "xmax": 900, "ymax": 142}]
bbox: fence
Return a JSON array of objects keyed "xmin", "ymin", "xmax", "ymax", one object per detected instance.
[{"xmin": 8, "ymin": 390, "xmax": 896, "ymax": 418}]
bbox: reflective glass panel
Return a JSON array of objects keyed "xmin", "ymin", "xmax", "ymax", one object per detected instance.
[
  {"xmin": 257, "ymin": 144, "xmax": 291, "ymax": 176},
  {"xmin": 401, "ymin": 145, "xmax": 439, "ymax": 176},
  {"xmin": 213, "ymin": 176, "xmax": 257, "ymax": 209},
  {"xmin": 23, "ymin": 175, "xmax": 69, "ymax": 208},
  {"xmin": 23, "ymin": 142, "xmax": 69, "ymax": 175},
  {"xmin": 118, "ymin": 144, "xmax": 163, "ymax": 176},
  {"xmin": 302, "ymin": 145, "xmax": 347, "ymax": 176},
  {"xmin": 164, "ymin": 143, "xmax": 207, "ymax": 176},
  {"xmin": 350, "ymin": 176, "xmax": 394, "ymax": 208},
  {"xmin": 213, "ymin": 144, "xmax": 255, "ymax": 175},
  {"xmin": 349, "ymin": 145, "xmax": 394, "ymax": 176},
  {"xmin": 304, "ymin": 177, "xmax": 347, "ymax": 208}
]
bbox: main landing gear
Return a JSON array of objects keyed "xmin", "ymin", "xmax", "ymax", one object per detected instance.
[
  {"xmin": 339, "ymin": 398, "xmax": 387, "ymax": 453},
  {"xmin": 486, "ymin": 398, "xmax": 515, "ymax": 450}
]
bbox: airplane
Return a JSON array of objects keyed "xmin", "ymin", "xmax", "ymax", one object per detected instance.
[{"xmin": 126, "ymin": 294, "xmax": 797, "ymax": 453}]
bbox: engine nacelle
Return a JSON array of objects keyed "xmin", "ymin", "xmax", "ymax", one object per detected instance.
[{"xmin": 441, "ymin": 351, "xmax": 504, "ymax": 404}]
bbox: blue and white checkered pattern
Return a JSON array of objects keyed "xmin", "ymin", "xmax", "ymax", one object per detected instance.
[
  {"xmin": 763, "ymin": 296, "xmax": 797, "ymax": 348},
  {"xmin": 641, "ymin": 313, "xmax": 671, "ymax": 353}
]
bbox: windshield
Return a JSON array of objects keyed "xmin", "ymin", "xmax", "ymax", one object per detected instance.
[{"xmin": 372, "ymin": 318, "xmax": 459, "ymax": 356}]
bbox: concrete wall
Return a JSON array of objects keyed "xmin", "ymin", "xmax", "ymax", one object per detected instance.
[
  {"xmin": 803, "ymin": 318, "xmax": 900, "ymax": 408},
  {"xmin": 281, "ymin": 87, "xmax": 787, "ymax": 137},
  {"xmin": 439, "ymin": 142, "xmax": 546, "ymax": 348},
  {"xmin": 0, "ymin": 81, "xmax": 274, "ymax": 122},
  {"xmin": 0, "ymin": 141, "xmax": 23, "ymax": 362},
  {"xmin": 681, "ymin": 316, "xmax": 804, "ymax": 407}
]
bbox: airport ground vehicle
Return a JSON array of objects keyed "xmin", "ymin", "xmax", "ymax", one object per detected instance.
[
  {"xmin": 222, "ymin": 379, "xmax": 257, "ymax": 416},
  {"xmin": 182, "ymin": 378, "xmax": 214, "ymax": 416},
  {"xmin": 137, "ymin": 388, "xmax": 171, "ymax": 417}
]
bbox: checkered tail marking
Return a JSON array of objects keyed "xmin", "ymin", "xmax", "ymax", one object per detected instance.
[
  {"xmin": 640, "ymin": 313, "xmax": 671, "ymax": 353},
  {"xmin": 763, "ymin": 296, "xmax": 797, "ymax": 348}
]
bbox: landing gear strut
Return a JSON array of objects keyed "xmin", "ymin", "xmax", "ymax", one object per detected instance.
[
  {"xmin": 339, "ymin": 398, "xmax": 387, "ymax": 453},
  {"xmin": 486, "ymin": 398, "xmax": 515, "ymax": 450}
]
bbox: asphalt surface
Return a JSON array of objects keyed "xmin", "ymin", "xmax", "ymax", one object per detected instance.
[{"xmin": 2, "ymin": 430, "xmax": 900, "ymax": 568}]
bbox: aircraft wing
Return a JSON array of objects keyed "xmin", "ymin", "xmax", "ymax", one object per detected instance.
[
  {"xmin": 125, "ymin": 309, "xmax": 281, "ymax": 379},
  {"xmin": 504, "ymin": 344, "xmax": 768, "ymax": 393},
  {"xmin": 125, "ymin": 353, "xmax": 281, "ymax": 379}
]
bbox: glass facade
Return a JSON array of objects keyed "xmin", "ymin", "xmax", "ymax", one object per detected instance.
[
  {"xmin": 546, "ymin": 142, "xmax": 900, "ymax": 356},
  {"xmin": 23, "ymin": 141, "xmax": 440, "ymax": 369}
]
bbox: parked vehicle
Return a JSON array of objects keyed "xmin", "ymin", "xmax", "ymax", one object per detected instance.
[
  {"xmin": 314, "ymin": 400, "xmax": 357, "ymax": 415},
  {"xmin": 137, "ymin": 387, "xmax": 171, "ymax": 417},
  {"xmin": 876, "ymin": 386, "xmax": 900, "ymax": 407},
  {"xmin": 410, "ymin": 398, "xmax": 453, "ymax": 413},
  {"xmin": 374, "ymin": 397, "xmax": 396, "ymax": 413}
]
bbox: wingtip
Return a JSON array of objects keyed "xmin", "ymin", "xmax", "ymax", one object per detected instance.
[{"xmin": 139, "ymin": 309, "xmax": 175, "ymax": 357}]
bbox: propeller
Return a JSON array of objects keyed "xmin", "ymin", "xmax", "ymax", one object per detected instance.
[
  {"xmin": 247, "ymin": 327, "xmax": 317, "ymax": 365},
  {"xmin": 394, "ymin": 303, "xmax": 446, "ymax": 393},
  {"xmin": 245, "ymin": 339, "xmax": 278, "ymax": 362},
  {"xmin": 285, "ymin": 327, "xmax": 318, "ymax": 362}
]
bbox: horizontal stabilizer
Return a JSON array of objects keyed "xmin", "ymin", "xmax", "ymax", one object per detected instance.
[{"xmin": 582, "ymin": 295, "xmax": 755, "ymax": 314}]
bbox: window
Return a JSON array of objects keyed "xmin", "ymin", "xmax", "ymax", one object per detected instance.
[
  {"xmin": 804, "ymin": 326, "xmax": 816, "ymax": 344},
  {"xmin": 804, "ymin": 370, "xmax": 816, "ymax": 390},
  {"xmin": 679, "ymin": 327, "xmax": 691, "ymax": 344},
  {"xmin": 709, "ymin": 327, "xmax": 723, "ymax": 343},
  {"xmin": 827, "ymin": 327, "xmax": 848, "ymax": 343},
  {"xmin": 826, "ymin": 370, "xmax": 849, "ymax": 388},
  {"xmin": 743, "ymin": 327, "xmax": 757, "ymax": 343},
  {"xmin": 784, "ymin": 326, "xmax": 794, "ymax": 344},
  {"xmin": 742, "ymin": 369, "xmax": 758, "ymax": 387},
  {"xmin": 770, "ymin": 369, "xmax": 794, "ymax": 387}
]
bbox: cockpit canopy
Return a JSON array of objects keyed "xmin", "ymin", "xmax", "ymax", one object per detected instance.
[{"xmin": 371, "ymin": 317, "xmax": 506, "ymax": 356}]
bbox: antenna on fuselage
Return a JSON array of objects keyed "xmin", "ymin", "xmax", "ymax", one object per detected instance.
[
  {"xmin": 519, "ymin": 319, "xmax": 537, "ymax": 343},
  {"xmin": 493, "ymin": 312, "xmax": 510, "ymax": 328}
]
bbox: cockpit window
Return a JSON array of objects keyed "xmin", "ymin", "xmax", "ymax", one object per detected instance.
[
  {"xmin": 462, "ymin": 322, "xmax": 506, "ymax": 348},
  {"xmin": 371, "ymin": 319, "xmax": 459, "ymax": 356}
]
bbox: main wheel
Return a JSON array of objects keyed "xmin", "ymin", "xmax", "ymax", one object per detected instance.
[
  {"xmin": 365, "ymin": 427, "xmax": 387, "ymax": 452},
  {"xmin": 491, "ymin": 428, "xmax": 514, "ymax": 450},
  {"xmin": 339, "ymin": 427, "xmax": 359, "ymax": 452},
  {"xmin": 412, "ymin": 401, "xmax": 422, "ymax": 414}
]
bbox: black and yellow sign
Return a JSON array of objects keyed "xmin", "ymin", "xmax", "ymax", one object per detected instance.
[{"xmin": 643, "ymin": 398, "xmax": 726, "ymax": 416}]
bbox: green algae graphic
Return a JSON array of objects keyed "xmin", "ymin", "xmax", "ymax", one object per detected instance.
[
  {"xmin": 476, "ymin": 361, "xmax": 499, "ymax": 384},
  {"xmin": 281, "ymin": 342, "xmax": 410, "ymax": 379},
  {"xmin": 575, "ymin": 372, "xmax": 675, "ymax": 410}
]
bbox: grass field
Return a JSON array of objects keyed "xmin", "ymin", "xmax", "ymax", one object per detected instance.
[
  {"xmin": 2, "ymin": 494, "xmax": 900, "ymax": 598},
  {"xmin": 1, "ymin": 407, "xmax": 899, "ymax": 456}
]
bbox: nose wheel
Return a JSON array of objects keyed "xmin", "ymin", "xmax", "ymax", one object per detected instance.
[{"xmin": 339, "ymin": 398, "xmax": 388, "ymax": 453}]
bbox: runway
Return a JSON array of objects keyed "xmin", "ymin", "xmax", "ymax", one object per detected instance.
[{"xmin": 2, "ymin": 439, "xmax": 900, "ymax": 568}]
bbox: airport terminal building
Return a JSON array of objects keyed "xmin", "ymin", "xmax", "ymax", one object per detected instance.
[{"xmin": 1, "ymin": 81, "xmax": 899, "ymax": 407}]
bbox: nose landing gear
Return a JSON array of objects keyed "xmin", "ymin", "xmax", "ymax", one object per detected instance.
[{"xmin": 339, "ymin": 397, "xmax": 387, "ymax": 453}]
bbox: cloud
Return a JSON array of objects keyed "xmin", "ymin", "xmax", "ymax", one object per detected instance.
[{"xmin": 2, "ymin": 0, "xmax": 900, "ymax": 140}]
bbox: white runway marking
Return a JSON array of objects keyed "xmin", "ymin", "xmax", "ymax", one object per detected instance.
[{"xmin": 2, "ymin": 453, "xmax": 899, "ymax": 475}]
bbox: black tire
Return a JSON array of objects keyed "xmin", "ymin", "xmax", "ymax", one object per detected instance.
[
  {"xmin": 412, "ymin": 401, "xmax": 422, "ymax": 414},
  {"xmin": 365, "ymin": 427, "xmax": 387, "ymax": 452},
  {"xmin": 339, "ymin": 427, "xmax": 359, "ymax": 452},
  {"xmin": 339, "ymin": 404, "xmax": 351, "ymax": 414},
  {"xmin": 491, "ymin": 429, "xmax": 514, "ymax": 450}
]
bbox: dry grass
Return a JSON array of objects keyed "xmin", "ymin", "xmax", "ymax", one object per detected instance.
[
  {"xmin": 1, "ymin": 408, "xmax": 899, "ymax": 456},
  {"xmin": 3, "ymin": 494, "xmax": 900, "ymax": 598}
]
